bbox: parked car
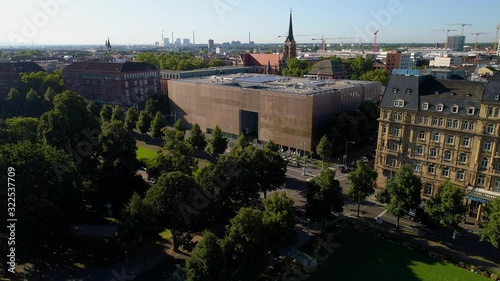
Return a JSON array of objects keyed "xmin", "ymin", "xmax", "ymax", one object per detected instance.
[
  {"xmin": 360, "ymin": 156, "xmax": 369, "ymax": 163},
  {"xmin": 338, "ymin": 165, "xmax": 348, "ymax": 173}
]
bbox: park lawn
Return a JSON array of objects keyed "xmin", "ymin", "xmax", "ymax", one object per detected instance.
[{"xmin": 307, "ymin": 227, "xmax": 488, "ymax": 281}]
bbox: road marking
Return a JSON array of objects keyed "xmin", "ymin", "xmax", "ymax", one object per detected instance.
[{"xmin": 377, "ymin": 209, "xmax": 387, "ymax": 217}]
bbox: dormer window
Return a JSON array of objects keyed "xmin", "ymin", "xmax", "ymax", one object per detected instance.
[
  {"xmin": 436, "ymin": 104, "xmax": 444, "ymax": 112},
  {"xmin": 495, "ymin": 94, "xmax": 499, "ymax": 101},
  {"xmin": 467, "ymin": 107, "xmax": 475, "ymax": 115},
  {"xmin": 392, "ymin": 87, "xmax": 399, "ymax": 94},
  {"xmin": 451, "ymin": 105, "xmax": 459, "ymax": 113},
  {"xmin": 405, "ymin": 88, "xmax": 412, "ymax": 94},
  {"xmin": 394, "ymin": 100, "xmax": 405, "ymax": 107},
  {"xmin": 422, "ymin": 102, "xmax": 429, "ymax": 110}
]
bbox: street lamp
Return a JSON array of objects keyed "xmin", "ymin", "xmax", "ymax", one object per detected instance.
[
  {"xmin": 170, "ymin": 111, "xmax": 177, "ymax": 124},
  {"xmin": 345, "ymin": 141, "xmax": 355, "ymax": 166},
  {"xmin": 124, "ymin": 250, "xmax": 129, "ymax": 271}
]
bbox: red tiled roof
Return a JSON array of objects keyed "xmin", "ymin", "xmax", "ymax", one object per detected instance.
[{"xmin": 240, "ymin": 54, "xmax": 282, "ymax": 67}]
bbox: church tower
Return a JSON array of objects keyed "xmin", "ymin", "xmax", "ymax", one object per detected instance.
[{"xmin": 283, "ymin": 10, "xmax": 297, "ymax": 60}]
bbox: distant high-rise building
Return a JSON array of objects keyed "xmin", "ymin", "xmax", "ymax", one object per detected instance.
[
  {"xmin": 208, "ymin": 39, "xmax": 214, "ymax": 51},
  {"xmin": 183, "ymin": 38, "xmax": 190, "ymax": 45},
  {"xmin": 447, "ymin": 35, "xmax": 466, "ymax": 51},
  {"xmin": 163, "ymin": 38, "xmax": 170, "ymax": 46},
  {"xmin": 175, "ymin": 38, "xmax": 181, "ymax": 45},
  {"xmin": 283, "ymin": 10, "xmax": 297, "ymax": 60}
]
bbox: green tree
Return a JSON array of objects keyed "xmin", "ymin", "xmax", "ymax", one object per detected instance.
[
  {"xmin": 150, "ymin": 112, "xmax": 166, "ymax": 138},
  {"xmin": 360, "ymin": 69, "xmax": 390, "ymax": 86},
  {"xmin": 124, "ymin": 108, "xmax": 139, "ymax": 131},
  {"xmin": 111, "ymin": 105, "xmax": 125, "ymax": 122},
  {"xmin": 223, "ymin": 208, "xmax": 267, "ymax": 279},
  {"xmin": 345, "ymin": 56, "xmax": 374, "ymax": 79},
  {"xmin": 3, "ymin": 117, "xmax": 39, "ymax": 144},
  {"xmin": 282, "ymin": 58, "xmax": 311, "ymax": 77},
  {"xmin": 186, "ymin": 123, "xmax": 207, "ymax": 153},
  {"xmin": 306, "ymin": 168, "xmax": 344, "ymax": 229},
  {"xmin": 43, "ymin": 87, "xmax": 57, "ymax": 111},
  {"xmin": 86, "ymin": 100, "xmax": 100, "ymax": 118},
  {"xmin": 24, "ymin": 88, "xmax": 43, "ymax": 116},
  {"xmin": 347, "ymin": 160, "xmax": 378, "ymax": 217},
  {"xmin": 316, "ymin": 134, "xmax": 333, "ymax": 168},
  {"xmin": 120, "ymin": 193, "xmax": 154, "ymax": 244},
  {"xmin": 256, "ymin": 146, "xmax": 287, "ymax": 198},
  {"xmin": 262, "ymin": 192, "xmax": 296, "ymax": 250},
  {"xmin": 100, "ymin": 104, "xmax": 113, "ymax": 122},
  {"xmin": 136, "ymin": 110, "xmax": 152, "ymax": 134},
  {"xmin": 263, "ymin": 140, "xmax": 279, "ymax": 152},
  {"xmin": 38, "ymin": 91, "xmax": 99, "ymax": 149},
  {"xmin": 173, "ymin": 118, "xmax": 185, "ymax": 132},
  {"xmin": 208, "ymin": 59, "xmax": 225, "ymax": 67},
  {"xmin": 425, "ymin": 180, "xmax": 467, "ymax": 234},
  {"xmin": 185, "ymin": 231, "xmax": 227, "ymax": 281},
  {"xmin": 235, "ymin": 133, "xmax": 249, "ymax": 148},
  {"xmin": 145, "ymin": 98, "xmax": 159, "ymax": 116},
  {"xmin": 143, "ymin": 172, "xmax": 199, "ymax": 230},
  {"xmin": 5, "ymin": 87, "xmax": 25, "ymax": 115},
  {"xmin": 481, "ymin": 198, "xmax": 500, "ymax": 259},
  {"xmin": 206, "ymin": 125, "xmax": 228, "ymax": 157},
  {"xmin": 382, "ymin": 164, "xmax": 422, "ymax": 230},
  {"xmin": 149, "ymin": 140, "xmax": 197, "ymax": 180}
]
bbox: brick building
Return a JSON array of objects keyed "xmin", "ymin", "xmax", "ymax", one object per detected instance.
[
  {"xmin": 0, "ymin": 62, "xmax": 44, "ymax": 99},
  {"xmin": 62, "ymin": 62, "xmax": 160, "ymax": 108}
]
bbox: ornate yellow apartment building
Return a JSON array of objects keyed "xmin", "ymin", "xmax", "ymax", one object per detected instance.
[{"xmin": 375, "ymin": 71, "xmax": 500, "ymax": 222}]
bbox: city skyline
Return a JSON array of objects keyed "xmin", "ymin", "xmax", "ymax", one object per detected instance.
[{"xmin": 1, "ymin": 0, "xmax": 500, "ymax": 46}]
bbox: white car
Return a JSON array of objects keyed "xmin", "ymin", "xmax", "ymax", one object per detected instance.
[{"xmin": 361, "ymin": 156, "xmax": 369, "ymax": 163}]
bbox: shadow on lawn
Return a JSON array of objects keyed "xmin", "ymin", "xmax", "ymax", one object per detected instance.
[{"xmin": 300, "ymin": 222, "xmax": 489, "ymax": 281}]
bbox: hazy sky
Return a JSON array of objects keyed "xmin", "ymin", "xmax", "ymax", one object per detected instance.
[{"xmin": 1, "ymin": 0, "xmax": 500, "ymax": 45}]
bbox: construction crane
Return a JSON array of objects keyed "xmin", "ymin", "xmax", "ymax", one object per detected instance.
[
  {"xmin": 431, "ymin": 29, "xmax": 457, "ymax": 48},
  {"xmin": 311, "ymin": 35, "xmax": 354, "ymax": 53},
  {"xmin": 373, "ymin": 30, "xmax": 379, "ymax": 52},
  {"xmin": 494, "ymin": 23, "xmax": 500, "ymax": 53},
  {"xmin": 445, "ymin": 23, "xmax": 472, "ymax": 36},
  {"xmin": 471, "ymin": 32, "xmax": 491, "ymax": 51}
]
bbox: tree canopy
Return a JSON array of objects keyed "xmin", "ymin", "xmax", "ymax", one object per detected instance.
[{"xmin": 347, "ymin": 160, "xmax": 378, "ymax": 217}]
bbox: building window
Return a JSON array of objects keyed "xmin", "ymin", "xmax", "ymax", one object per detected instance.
[
  {"xmin": 451, "ymin": 105, "xmax": 459, "ymax": 113},
  {"xmin": 405, "ymin": 88, "xmax": 412, "ymax": 94},
  {"xmin": 446, "ymin": 119, "xmax": 453, "ymax": 128},
  {"xmin": 134, "ymin": 81, "xmax": 138, "ymax": 86},
  {"xmin": 467, "ymin": 107, "xmax": 475, "ymax": 115},
  {"xmin": 422, "ymin": 103, "xmax": 429, "ymax": 110},
  {"xmin": 488, "ymin": 107, "xmax": 494, "ymax": 117},
  {"xmin": 446, "ymin": 135, "xmax": 454, "ymax": 144},
  {"xmin": 425, "ymin": 117, "xmax": 430, "ymax": 124},
  {"xmin": 432, "ymin": 117, "xmax": 438, "ymax": 126},
  {"xmin": 457, "ymin": 170, "xmax": 465, "ymax": 181},
  {"xmin": 469, "ymin": 121, "xmax": 475, "ymax": 130},
  {"xmin": 125, "ymin": 81, "xmax": 129, "ymax": 87},
  {"xmin": 481, "ymin": 157, "xmax": 489, "ymax": 168},
  {"xmin": 424, "ymin": 183, "xmax": 433, "ymax": 196},
  {"xmin": 418, "ymin": 131, "xmax": 425, "ymax": 139},
  {"xmin": 461, "ymin": 137, "xmax": 470, "ymax": 147},
  {"xmin": 453, "ymin": 119, "xmax": 458, "ymax": 128},
  {"xmin": 85, "ymin": 80, "xmax": 90, "ymax": 84},
  {"xmin": 418, "ymin": 117, "xmax": 424, "ymax": 124},
  {"xmin": 436, "ymin": 104, "xmax": 444, "ymax": 111},
  {"xmin": 430, "ymin": 148, "xmax": 437, "ymax": 158},
  {"xmin": 438, "ymin": 118, "xmax": 444, "ymax": 126},
  {"xmin": 416, "ymin": 146, "xmax": 423, "ymax": 155},
  {"xmin": 444, "ymin": 150, "xmax": 452, "ymax": 160},
  {"xmin": 392, "ymin": 87, "xmax": 399, "ymax": 94},
  {"xmin": 494, "ymin": 180, "xmax": 500, "ymax": 192},
  {"xmin": 495, "ymin": 94, "xmax": 500, "ymax": 101},
  {"xmin": 487, "ymin": 124, "xmax": 495, "ymax": 134},
  {"xmin": 459, "ymin": 153, "xmax": 467, "ymax": 163},
  {"xmin": 391, "ymin": 143, "xmax": 398, "ymax": 151},
  {"xmin": 478, "ymin": 175, "xmax": 485, "ymax": 186},
  {"xmin": 462, "ymin": 121, "xmax": 468, "ymax": 130},
  {"xmin": 392, "ymin": 112, "xmax": 403, "ymax": 121},
  {"xmin": 495, "ymin": 108, "xmax": 499, "ymax": 117},
  {"xmin": 442, "ymin": 167, "xmax": 450, "ymax": 177},
  {"xmin": 432, "ymin": 132, "xmax": 440, "ymax": 142},
  {"xmin": 392, "ymin": 127, "xmax": 400, "ymax": 137},
  {"xmin": 394, "ymin": 100, "xmax": 404, "ymax": 107},
  {"xmin": 388, "ymin": 157, "xmax": 396, "ymax": 167},
  {"xmin": 484, "ymin": 141, "xmax": 492, "ymax": 151},
  {"xmin": 415, "ymin": 162, "xmax": 422, "ymax": 172},
  {"xmin": 428, "ymin": 164, "xmax": 435, "ymax": 174}
]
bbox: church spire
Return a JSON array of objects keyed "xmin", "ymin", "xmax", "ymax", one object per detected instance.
[{"xmin": 287, "ymin": 9, "xmax": 294, "ymax": 42}]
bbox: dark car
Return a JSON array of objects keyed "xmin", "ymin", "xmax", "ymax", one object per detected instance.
[{"xmin": 338, "ymin": 166, "xmax": 348, "ymax": 173}]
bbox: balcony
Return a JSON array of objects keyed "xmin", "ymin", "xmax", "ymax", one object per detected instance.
[{"xmin": 388, "ymin": 135, "xmax": 402, "ymax": 141}]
